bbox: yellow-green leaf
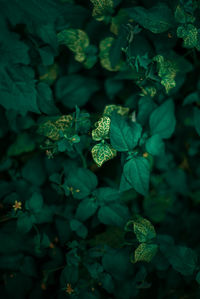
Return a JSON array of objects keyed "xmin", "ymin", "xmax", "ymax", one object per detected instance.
[
  {"xmin": 99, "ymin": 37, "xmax": 122, "ymax": 71},
  {"xmin": 92, "ymin": 116, "xmax": 111, "ymax": 141},
  {"xmin": 90, "ymin": 0, "xmax": 114, "ymax": 21},
  {"xmin": 57, "ymin": 29, "xmax": 89, "ymax": 62},
  {"xmin": 91, "ymin": 142, "xmax": 117, "ymax": 167},
  {"xmin": 103, "ymin": 105, "xmax": 130, "ymax": 117},
  {"xmin": 133, "ymin": 243, "xmax": 158, "ymax": 263},
  {"xmin": 153, "ymin": 55, "xmax": 178, "ymax": 93},
  {"xmin": 38, "ymin": 115, "xmax": 73, "ymax": 141},
  {"xmin": 177, "ymin": 24, "xmax": 198, "ymax": 49}
]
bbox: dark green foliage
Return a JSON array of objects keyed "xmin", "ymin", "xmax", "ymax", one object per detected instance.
[{"xmin": 1, "ymin": 0, "xmax": 200, "ymax": 298}]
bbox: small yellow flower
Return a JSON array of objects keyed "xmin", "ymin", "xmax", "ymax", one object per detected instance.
[
  {"xmin": 66, "ymin": 283, "xmax": 74, "ymax": 295},
  {"xmin": 12, "ymin": 200, "xmax": 22, "ymax": 211},
  {"xmin": 143, "ymin": 152, "xmax": 149, "ymax": 158}
]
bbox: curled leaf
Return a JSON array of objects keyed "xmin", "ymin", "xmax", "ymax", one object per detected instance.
[
  {"xmin": 103, "ymin": 105, "xmax": 129, "ymax": 117},
  {"xmin": 91, "ymin": 142, "xmax": 117, "ymax": 167},
  {"xmin": 57, "ymin": 29, "xmax": 89, "ymax": 62},
  {"xmin": 38, "ymin": 115, "xmax": 73, "ymax": 141},
  {"xmin": 133, "ymin": 243, "xmax": 158, "ymax": 263},
  {"xmin": 92, "ymin": 116, "xmax": 111, "ymax": 141},
  {"xmin": 153, "ymin": 55, "xmax": 178, "ymax": 93},
  {"xmin": 90, "ymin": 0, "xmax": 114, "ymax": 21}
]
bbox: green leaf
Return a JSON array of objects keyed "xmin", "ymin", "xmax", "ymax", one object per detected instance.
[
  {"xmin": 175, "ymin": 4, "xmax": 195, "ymax": 24},
  {"xmin": 64, "ymin": 168, "xmax": 98, "ymax": 199},
  {"xmin": 26, "ymin": 192, "xmax": 43, "ymax": 213},
  {"xmin": 145, "ymin": 134, "xmax": 165, "ymax": 156},
  {"xmin": 109, "ymin": 28, "xmax": 126, "ymax": 68},
  {"xmin": 22, "ymin": 156, "xmax": 46, "ymax": 186},
  {"xmin": 143, "ymin": 194, "xmax": 174, "ymax": 223},
  {"xmin": 17, "ymin": 213, "xmax": 34, "ymax": 234},
  {"xmin": 93, "ymin": 187, "xmax": 120, "ymax": 205},
  {"xmin": 60, "ymin": 265, "xmax": 79, "ymax": 286},
  {"xmin": 99, "ymin": 37, "xmax": 122, "ymax": 71},
  {"xmin": 102, "ymin": 248, "xmax": 131, "ymax": 280},
  {"xmin": 0, "ymin": 66, "xmax": 39, "ymax": 115},
  {"xmin": 110, "ymin": 113, "xmax": 142, "ymax": 151},
  {"xmin": 37, "ymin": 82, "xmax": 59, "ymax": 115},
  {"xmin": 194, "ymin": 107, "xmax": 200, "ymax": 136},
  {"xmin": 122, "ymin": 157, "xmax": 150, "ymax": 196},
  {"xmin": 70, "ymin": 219, "xmax": 88, "ymax": 238},
  {"xmin": 167, "ymin": 246, "xmax": 197, "ymax": 276},
  {"xmin": 133, "ymin": 243, "xmax": 158, "ymax": 263},
  {"xmin": 131, "ymin": 215, "xmax": 156, "ymax": 243},
  {"xmin": 101, "ymin": 273, "xmax": 114, "ymax": 293},
  {"xmin": 0, "ymin": 33, "xmax": 29, "ymax": 66},
  {"xmin": 55, "ymin": 75, "xmax": 99, "ymax": 108},
  {"xmin": 137, "ymin": 96, "xmax": 157, "ymax": 125},
  {"xmin": 105, "ymin": 78, "xmax": 124, "ymax": 100},
  {"xmin": 183, "ymin": 92, "xmax": 199, "ymax": 106},
  {"xmin": 126, "ymin": 3, "xmax": 174, "ymax": 34},
  {"xmin": 149, "ymin": 100, "xmax": 176, "ymax": 139},
  {"xmin": 196, "ymin": 271, "xmax": 200, "ymax": 284},
  {"xmin": 98, "ymin": 204, "xmax": 129, "ymax": 227},
  {"xmin": 75, "ymin": 198, "xmax": 98, "ymax": 221},
  {"xmin": 7, "ymin": 133, "xmax": 35, "ymax": 157},
  {"xmin": 19, "ymin": 256, "xmax": 37, "ymax": 277},
  {"xmin": 91, "ymin": 142, "xmax": 117, "ymax": 167}
]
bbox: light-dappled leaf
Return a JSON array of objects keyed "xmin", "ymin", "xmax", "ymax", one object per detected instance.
[
  {"xmin": 99, "ymin": 37, "xmax": 122, "ymax": 71},
  {"xmin": 103, "ymin": 104, "xmax": 129, "ymax": 117},
  {"xmin": 37, "ymin": 115, "xmax": 73, "ymax": 141},
  {"xmin": 131, "ymin": 215, "xmax": 156, "ymax": 243},
  {"xmin": 177, "ymin": 24, "xmax": 198, "ymax": 48},
  {"xmin": 91, "ymin": 142, "xmax": 117, "ymax": 167},
  {"xmin": 133, "ymin": 243, "xmax": 158, "ymax": 263},
  {"xmin": 92, "ymin": 116, "xmax": 111, "ymax": 141},
  {"xmin": 90, "ymin": 0, "xmax": 114, "ymax": 21},
  {"xmin": 153, "ymin": 55, "xmax": 178, "ymax": 93},
  {"xmin": 57, "ymin": 29, "xmax": 89, "ymax": 62}
]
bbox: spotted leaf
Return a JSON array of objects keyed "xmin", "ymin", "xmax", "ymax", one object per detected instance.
[
  {"xmin": 92, "ymin": 116, "xmax": 111, "ymax": 141},
  {"xmin": 91, "ymin": 142, "xmax": 117, "ymax": 167}
]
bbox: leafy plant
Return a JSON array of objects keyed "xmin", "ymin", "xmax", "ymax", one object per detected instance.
[{"xmin": 1, "ymin": 0, "xmax": 200, "ymax": 298}]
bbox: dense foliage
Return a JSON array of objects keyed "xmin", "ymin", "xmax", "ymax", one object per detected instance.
[{"xmin": 1, "ymin": 0, "xmax": 200, "ymax": 298}]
